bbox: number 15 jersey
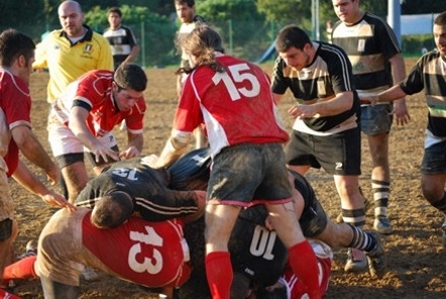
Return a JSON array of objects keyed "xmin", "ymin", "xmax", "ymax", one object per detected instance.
[{"xmin": 174, "ymin": 55, "xmax": 289, "ymax": 158}]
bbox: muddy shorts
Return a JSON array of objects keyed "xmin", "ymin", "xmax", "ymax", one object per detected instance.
[
  {"xmin": 208, "ymin": 143, "xmax": 292, "ymax": 206},
  {"xmin": 360, "ymin": 104, "xmax": 393, "ymax": 135}
]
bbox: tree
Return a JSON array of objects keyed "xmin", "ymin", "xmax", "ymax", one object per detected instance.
[{"xmin": 196, "ymin": 0, "xmax": 267, "ymax": 60}]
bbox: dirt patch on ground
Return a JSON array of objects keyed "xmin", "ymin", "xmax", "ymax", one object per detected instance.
[{"xmin": 8, "ymin": 59, "xmax": 446, "ymax": 298}]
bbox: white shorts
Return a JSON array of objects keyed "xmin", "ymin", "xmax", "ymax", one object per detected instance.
[{"xmin": 47, "ymin": 109, "xmax": 117, "ymax": 157}]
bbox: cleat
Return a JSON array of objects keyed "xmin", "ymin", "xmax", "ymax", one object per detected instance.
[
  {"xmin": 344, "ymin": 248, "xmax": 367, "ymax": 273},
  {"xmin": 373, "ymin": 216, "xmax": 393, "ymax": 235},
  {"xmin": 365, "ymin": 232, "xmax": 387, "ymax": 277}
]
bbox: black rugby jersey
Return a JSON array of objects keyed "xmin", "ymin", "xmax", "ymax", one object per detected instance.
[
  {"xmin": 331, "ymin": 12, "xmax": 401, "ymax": 90},
  {"xmin": 272, "ymin": 42, "xmax": 360, "ymax": 132}
]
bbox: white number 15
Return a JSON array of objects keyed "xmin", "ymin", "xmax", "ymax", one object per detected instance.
[{"xmin": 212, "ymin": 63, "xmax": 260, "ymax": 101}]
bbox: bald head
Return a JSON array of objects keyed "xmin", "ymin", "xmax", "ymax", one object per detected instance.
[
  {"xmin": 58, "ymin": 1, "xmax": 85, "ymax": 38},
  {"xmin": 58, "ymin": 1, "xmax": 82, "ymax": 14}
]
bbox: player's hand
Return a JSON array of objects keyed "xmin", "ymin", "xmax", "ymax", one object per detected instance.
[
  {"xmin": 288, "ymin": 104, "xmax": 318, "ymax": 118},
  {"xmin": 40, "ymin": 190, "xmax": 77, "ymax": 212},
  {"xmin": 119, "ymin": 146, "xmax": 140, "ymax": 160},
  {"xmin": 92, "ymin": 143, "xmax": 119, "ymax": 163},
  {"xmin": 360, "ymin": 95, "xmax": 376, "ymax": 106},
  {"xmin": 393, "ymin": 99, "xmax": 411, "ymax": 126}
]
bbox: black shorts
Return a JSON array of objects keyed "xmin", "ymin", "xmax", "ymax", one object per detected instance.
[
  {"xmin": 285, "ymin": 128, "xmax": 361, "ymax": 175},
  {"xmin": 421, "ymin": 140, "xmax": 446, "ymax": 174},
  {"xmin": 56, "ymin": 145, "xmax": 120, "ymax": 168}
]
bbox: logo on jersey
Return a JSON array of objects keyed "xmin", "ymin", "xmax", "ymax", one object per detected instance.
[{"xmin": 84, "ymin": 44, "xmax": 93, "ymax": 52}]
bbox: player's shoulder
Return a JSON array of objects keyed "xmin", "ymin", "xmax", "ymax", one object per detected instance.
[
  {"xmin": 0, "ymin": 70, "xmax": 29, "ymax": 97},
  {"xmin": 102, "ymin": 27, "xmax": 112, "ymax": 34},
  {"xmin": 363, "ymin": 12, "xmax": 389, "ymax": 28}
]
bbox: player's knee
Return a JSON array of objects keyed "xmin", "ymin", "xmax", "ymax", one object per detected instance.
[{"xmin": 0, "ymin": 218, "xmax": 13, "ymax": 242}]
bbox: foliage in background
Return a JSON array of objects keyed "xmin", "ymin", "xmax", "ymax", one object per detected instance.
[
  {"xmin": 84, "ymin": 5, "xmax": 177, "ymax": 67},
  {"xmin": 0, "ymin": 0, "xmax": 443, "ymax": 67},
  {"xmin": 196, "ymin": 0, "xmax": 270, "ymax": 61}
]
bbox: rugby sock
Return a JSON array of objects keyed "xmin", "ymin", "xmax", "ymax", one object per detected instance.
[
  {"xmin": 372, "ymin": 180, "xmax": 390, "ymax": 218},
  {"xmin": 431, "ymin": 192, "xmax": 446, "ymax": 215},
  {"xmin": 2, "ymin": 255, "xmax": 37, "ymax": 282},
  {"xmin": 205, "ymin": 251, "xmax": 232, "ymax": 299},
  {"xmin": 341, "ymin": 208, "xmax": 366, "ymax": 228},
  {"xmin": 346, "ymin": 224, "xmax": 375, "ymax": 252},
  {"xmin": 342, "ymin": 208, "xmax": 366, "ymax": 262},
  {"xmin": 288, "ymin": 241, "xmax": 321, "ymax": 298}
]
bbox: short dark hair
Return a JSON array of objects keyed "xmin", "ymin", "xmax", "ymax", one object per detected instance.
[
  {"xmin": 0, "ymin": 29, "xmax": 35, "ymax": 67},
  {"xmin": 174, "ymin": 0, "xmax": 195, "ymax": 7},
  {"xmin": 90, "ymin": 191, "xmax": 134, "ymax": 228},
  {"xmin": 108, "ymin": 6, "xmax": 122, "ymax": 18},
  {"xmin": 434, "ymin": 11, "xmax": 446, "ymax": 26},
  {"xmin": 114, "ymin": 63, "xmax": 148, "ymax": 92},
  {"xmin": 275, "ymin": 25, "xmax": 311, "ymax": 53}
]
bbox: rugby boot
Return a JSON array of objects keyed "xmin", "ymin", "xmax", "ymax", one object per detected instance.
[
  {"xmin": 373, "ymin": 215, "xmax": 393, "ymax": 235},
  {"xmin": 365, "ymin": 232, "xmax": 387, "ymax": 277},
  {"xmin": 344, "ymin": 248, "xmax": 367, "ymax": 273}
]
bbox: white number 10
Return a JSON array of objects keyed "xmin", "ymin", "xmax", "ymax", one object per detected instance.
[{"xmin": 212, "ymin": 63, "xmax": 260, "ymax": 101}]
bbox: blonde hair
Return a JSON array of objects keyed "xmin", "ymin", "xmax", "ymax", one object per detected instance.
[{"xmin": 177, "ymin": 25, "xmax": 225, "ymax": 74}]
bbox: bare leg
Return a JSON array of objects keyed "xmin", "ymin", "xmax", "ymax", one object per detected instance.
[
  {"xmin": 367, "ymin": 133, "xmax": 393, "ymax": 234},
  {"xmin": 61, "ymin": 162, "xmax": 89, "ymax": 203}
]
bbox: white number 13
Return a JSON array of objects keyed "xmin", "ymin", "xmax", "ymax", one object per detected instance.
[{"xmin": 212, "ymin": 63, "xmax": 260, "ymax": 101}]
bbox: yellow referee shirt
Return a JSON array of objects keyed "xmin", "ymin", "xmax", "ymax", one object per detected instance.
[{"xmin": 33, "ymin": 25, "xmax": 113, "ymax": 103}]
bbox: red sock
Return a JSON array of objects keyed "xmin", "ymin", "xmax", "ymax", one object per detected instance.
[
  {"xmin": 0, "ymin": 288, "xmax": 22, "ymax": 298},
  {"xmin": 2, "ymin": 256, "xmax": 37, "ymax": 283},
  {"xmin": 205, "ymin": 251, "xmax": 232, "ymax": 299},
  {"xmin": 288, "ymin": 241, "xmax": 321, "ymax": 299}
]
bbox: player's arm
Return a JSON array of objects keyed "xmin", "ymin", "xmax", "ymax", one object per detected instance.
[
  {"xmin": 288, "ymin": 91, "xmax": 353, "ymax": 118},
  {"xmin": 69, "ymin": 106, "xmax": 118, "ymax": 163},
  {"xmin": 151, "ymin": 130, "xmax": 192, "ymax": 169},
  {"xmin": 119, "ymin": 131, "xmax": 143, "ymax": 160},
  {"xmin": 97, "ymin": 37, "xmax": 114, "ymax": 71},
  {"xmin": 32, "ymin": 41, "xmax": 47, "ymax": 70},
  {"xmin": 389, "ymin": 53, "xmax": 410, "ymax": 125},
  {"xmin": 124, "ymin": 44, "xmax": 140, "ymax": 64},
  {"xmin": 273, "ymin": 92, "xmax": 284, "ymax": 105},
  {"xmin": 11, "ymin": 124, "xmax": 60, "ymax": 185},
  {"xmin": 12, "ymin": 160, "xmax": 76, "ymax": 211},
  {"xmin": 362, "ymin": 85, "xmax": 408, "ymax": 105},
  {"xmin": 123, "ymin": 28, "xmax": 140, "ymax": 64}
]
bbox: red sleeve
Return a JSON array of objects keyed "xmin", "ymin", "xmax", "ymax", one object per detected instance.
[
  {"xmin": 74, "ymin": 70, "xmax": 113, "ymax": 108},
  {"xmin": 124, "ymin": 98, "xmax": 146, "ymax": 131},
  {"xmin": 1, "ymin": 74, "xmax": 31, "ymax": 126},
  {"xmin": 173, "ymin": 74, "xmax": 203, "ymax": 133}
]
